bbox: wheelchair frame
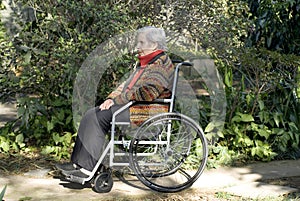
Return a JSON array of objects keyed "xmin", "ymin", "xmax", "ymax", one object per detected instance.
[{"xmin": 66, "ymin": 62, "xmax": 209, "ymax": 193}]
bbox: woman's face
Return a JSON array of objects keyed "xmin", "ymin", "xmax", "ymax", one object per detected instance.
[{"xmin": 136, "ymin": 32, "xmax": 157, "ymax": 56}]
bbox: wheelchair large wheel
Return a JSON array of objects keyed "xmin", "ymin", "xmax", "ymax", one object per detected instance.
[{"xmin": 129, "ymin": 112, "xmax": 208, "ymax": 193}]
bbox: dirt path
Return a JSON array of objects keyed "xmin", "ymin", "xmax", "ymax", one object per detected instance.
[{"xmin": 0, "ymin": 156, "xmax": 299, "ymax": 201}]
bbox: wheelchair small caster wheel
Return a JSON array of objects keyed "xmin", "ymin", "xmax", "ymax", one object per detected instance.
[{"xmin": 93, "ymin": 172, "xmax": 113, "ymax": 193}]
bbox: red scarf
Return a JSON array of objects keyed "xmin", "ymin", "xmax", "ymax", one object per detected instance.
[
  {"xmin": 138, "ymin": 50, "xmax": 164, "ymax": 67},
  {"xmin": 126, "ymin": 50, "xmax": 164, "ymax": 92}
]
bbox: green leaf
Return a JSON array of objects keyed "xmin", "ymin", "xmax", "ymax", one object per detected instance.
[
  {"xmin": 259, "ymin": 111, "xmax": 269, "ymax": 123},
  {"xmin": 66, "ymin": 115, "xmax": 72, "ymax": 125},
  {"xmin": 63, "ymin": 132, "xmax": 73, "ymax": 144},
  {"xmin": 258, "ymin": 100, "xmax": 264, "ymax": 110},
  {"xmin": 204, "ymin": 122, "xmax": 216, "ymax": 132},
  {"xmin": 231, "ymin": 115, "xmax": 241, "ymax": 123},
  {"xmin": 272, "ymin": 128, "xmax": 285, "ymax": 135},
  {"xmin": 0, "ymin": 141, "xmax": 10, "ymax": 152},
  {"xmin": 47, "ymin": 121, "xmax": 54, "ymax": 132},
  {"xmin": 239, "ymin": 113, "xmax": 254, "ymax": 122},
  {"xmin": 15, "ymin": 134, "xmax": 24, "ymax": 143},
  {"xmin": 258, "ymin": 129, "xmax": 270, "ymax": 139},
  {"xmin": 57, "ymin": 110, "xmax": 65, "ymax": 122},
  {"xmin": 244, "ymin": 137, "xmax": 253, "ymax": 146},
  {"xmin": 288, "ymin": 122, "xmax": 298, "ymax": 132},
  {"xmin": 224, "ymin": 67, "xmax": 232, "ymax": 87},
  {"xmin": 267, "ymin": 36, "xmax": 272, "ymax": 48},
  {"xmin": 217, "ymin": 130, "xmax": 224, "ymax": 138},
  {"xmin": 41, "ymin": 146, "xmax": 55, "ymax": 155},
  {"xmin": 232, "ymin": 113, "xmax": 254, "ymax": 123},
  {"xmin": 12, "ymin": 142, "xmax": 19, "ymax": 151},
  {"xmin": 0, "ymin": 185, "xmax": 7, "ymax": 200},
  {"xmin": 273, "ymin": 112, "xmax": 282, "ymax": 127},
  {"xmin": 24, "ymin": 51, "xmax": 32, "ymax": 64},
  {"xmin": 52, "ymin": 133, "xmax": 61, "ymax": 144}
]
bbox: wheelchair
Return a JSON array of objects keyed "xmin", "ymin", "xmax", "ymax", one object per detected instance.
[{"xmin": 66, "ymin": 61, "xmax": 209, "ymax": 193}]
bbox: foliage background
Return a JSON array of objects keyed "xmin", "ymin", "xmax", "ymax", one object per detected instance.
[{"xmin": 0, "ymin": 0, "xmax": 299, "ymax": 166}]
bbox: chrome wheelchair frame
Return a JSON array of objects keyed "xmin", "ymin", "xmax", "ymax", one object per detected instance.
[{"xmin": 67, "ymin": 62, "xmax": 208, "ymax": 193}]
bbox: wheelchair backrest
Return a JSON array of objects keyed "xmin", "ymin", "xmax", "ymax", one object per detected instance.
[{"xmin": 168, "ymin": 60, "xmax": 193, "ymax": 113}]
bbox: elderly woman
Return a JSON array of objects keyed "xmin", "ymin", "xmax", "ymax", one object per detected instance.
[{"xmin": 56, "ymin": 26, "xmax": 174, "ymax": 179}]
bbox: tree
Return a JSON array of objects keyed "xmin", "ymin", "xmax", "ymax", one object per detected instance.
[{"xmin": 247, "ymin": 0, "xmax": 300, "ymax": 54}]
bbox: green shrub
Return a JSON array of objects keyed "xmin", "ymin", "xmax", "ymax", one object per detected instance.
[
  {"xmin": 211, "ymin": 47, "xmax": 300, "ymax": 164},
  {"xmin": 1, "ymin": 0, "xmax": 299, "ymax": 166},
  {"xmin": 0, "ymin": 0, "xmax": 133, "ymax": 156}
]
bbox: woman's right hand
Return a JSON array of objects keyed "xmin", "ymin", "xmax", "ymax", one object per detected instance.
[{"xmin": 99, "ymin": 99, "xmax": 114, "ymax": 110}]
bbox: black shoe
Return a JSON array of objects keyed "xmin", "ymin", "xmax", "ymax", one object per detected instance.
[
  {"xmin": 55, "ymin": 162, "xmax": 78, "ymax": 171},
  {"xmin": 62, "ymin": 169, "xmax": 89, "ymax": 179},
  {"xmin": 61, "ymin": 169, "xmax": 80, "ymax": 176}
]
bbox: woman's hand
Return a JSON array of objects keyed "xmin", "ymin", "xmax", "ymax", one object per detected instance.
[{"xmin": 99, "ymin": 99, "xmax": 114, "ymax": 110}]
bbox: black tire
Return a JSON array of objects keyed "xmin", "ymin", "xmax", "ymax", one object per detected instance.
[
  {"xmin": 129, "ymin": 112, "xmax": 208, "ymax": 193},
  {"xmin": 93, "ymin": 172, "xmax": 113, "ymax": 193}
]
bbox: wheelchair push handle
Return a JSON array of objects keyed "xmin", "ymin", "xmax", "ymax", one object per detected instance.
[
  {"xmin": 172, "ymin": 60, "xmax": 193, "ymax": 67},
  {"xmin": 181, "ymin": 62, "xmax": 193, "ymax": 66}
]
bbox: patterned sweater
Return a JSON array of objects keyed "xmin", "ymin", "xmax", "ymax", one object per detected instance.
[{"xmin": 107, "ymin": 51, "xmax": 174, "ymax": 125}]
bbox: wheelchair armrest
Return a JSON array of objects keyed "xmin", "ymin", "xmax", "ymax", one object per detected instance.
[
  {"xmin": 150, "ymin": 98, "xmax": 172, "ymax": 103},
  {"xmin": 126, "ymin": 99, "xmax": 173, "ymax": 106},
  {"xmin": 112, "ymin": 98, "xmax": 171, "ymax": 114},
  {"xmin": 112, "ymin": 98, "xmax": 172, "ymax": 119},
  {"xmin": 111, "ymin": 101, "xmax": 134, "ymax": 122}
]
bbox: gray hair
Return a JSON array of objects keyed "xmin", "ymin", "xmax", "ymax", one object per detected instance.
[{"xmin": 137, "ymin": 26, "xmax": 168, "ymax": 51}]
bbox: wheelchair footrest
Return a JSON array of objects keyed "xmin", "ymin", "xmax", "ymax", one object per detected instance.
[{"xmin": 65, "ymin": 174, "xmax": 87, "ymax": 185}]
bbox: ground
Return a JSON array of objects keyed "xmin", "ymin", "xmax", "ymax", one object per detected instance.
[
  {"xmin": 1, "ymin": 153, "xmax": 299, "ymax": 201},
  {"xmin": 0, "ymin": 153, "xmax": 220, "ymax": 201},
  {"xmin": 263, "ymin": 177, "xmax": 300, "ymax": 191}
]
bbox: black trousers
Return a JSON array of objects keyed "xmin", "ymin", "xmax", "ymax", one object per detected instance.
[{"xmin": 71, "ymin": 105, "xmax": 129, "ymax": 171}]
